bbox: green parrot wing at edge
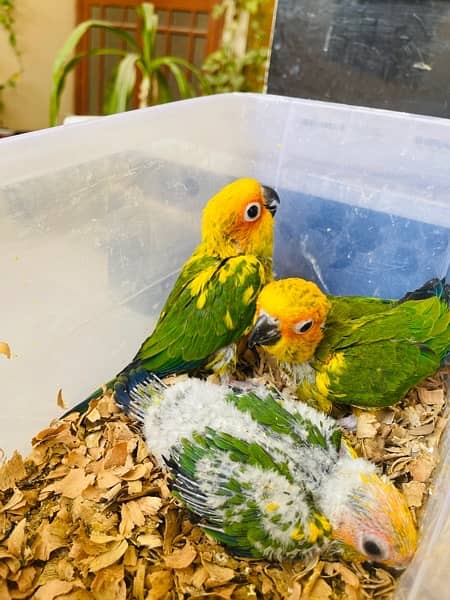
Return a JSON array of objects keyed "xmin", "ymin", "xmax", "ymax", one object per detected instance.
[
  {"xmin": 315, "ymin": 341, "xmax": 440, "ymax": 407},
  {"xmin": 127, "ymin": 252, "xmax": 268, "ymax": 377},
  {"xmin": 326, "ymin": 294, "xmax": 395, "ymax": 322},
  {"xmin": 310, "ymin": 295, "xmax": 449, "ymax": 407}
]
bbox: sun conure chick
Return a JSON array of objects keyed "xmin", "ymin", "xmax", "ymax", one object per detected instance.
[
  {"xmin": 128, "ymin": 377, "xmax": 417, "ymax": 566},
  {"xmin": 248, "ymin": 277, "xmax": 450, "ymax": 412},
  {"xmin": 63, "ymin": 178, "xmax": 279, "ymax": 416}
]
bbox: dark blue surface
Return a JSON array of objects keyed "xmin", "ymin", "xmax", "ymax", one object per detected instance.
[
  {"xmin": 6, "ymin": 151, "xmax": 449, "ymax": 306},
  {"xmin": 274, "ymin": 188, "xmax": 450, "ymax": 298}
]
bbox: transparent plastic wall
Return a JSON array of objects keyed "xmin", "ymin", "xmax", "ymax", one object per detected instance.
[{"xmin": 0, "ymin": 94, "xmax": 449, "ymax": 598}]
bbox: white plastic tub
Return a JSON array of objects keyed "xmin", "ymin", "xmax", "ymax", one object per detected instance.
[{"xmin": 1, "ymin": 93, "xmax": 449, "ymax": 598}]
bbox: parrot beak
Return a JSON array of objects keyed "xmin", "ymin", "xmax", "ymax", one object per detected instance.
[
  {"xmin": 248, "ymin": 312, "xmax": 281, "ymax": 348},
  {"xmin": 261, "ymin": 185, "xmax": 280, "ymax": 217}
]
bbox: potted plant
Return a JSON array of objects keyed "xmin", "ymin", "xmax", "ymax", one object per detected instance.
[{"xmin": 49, "ymin": 2, "xmax": 206, "ymax": 126}]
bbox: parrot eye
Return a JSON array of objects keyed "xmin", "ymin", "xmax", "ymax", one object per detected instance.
[
  {"xmin": 244, "ymin": 202, "xmax": 262, "ymax": 222},
  {"xmin": 361, "ymin": 535, "xmax": 388, "ymax": 561},
  {"xmin": 293, "ymin": 319, "xmax": 314, "ymax": 334}
]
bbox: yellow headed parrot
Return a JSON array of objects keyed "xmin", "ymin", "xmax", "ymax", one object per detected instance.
[
  {"xmin": 248, "ymin": 276, "xmax": 450, "ymax": 412},
  {"xmin": 64, "ymin": 178, "xmax": 279, "ymax": 415}
]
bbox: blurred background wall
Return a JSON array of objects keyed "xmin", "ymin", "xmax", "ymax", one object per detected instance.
[{"xmin": 1, "ymin": 0, "xmax": 75, "ymax": 131}]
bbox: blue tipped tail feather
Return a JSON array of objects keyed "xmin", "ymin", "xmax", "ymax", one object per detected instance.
[
  {"xmin": 61, "ymin": 370, "xmax": 166, "ymax": 419},
  {"xmin": 398, "ymin": 277, "xmax": 450, "ymax": 305}
]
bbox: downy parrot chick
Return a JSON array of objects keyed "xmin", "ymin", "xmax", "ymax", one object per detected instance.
[{"xmin": 130, "ymin": 378, "xmax": 417, "ymax": 566}]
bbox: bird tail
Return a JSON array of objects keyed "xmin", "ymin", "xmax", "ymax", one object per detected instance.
[
  {"xmin": 398, "ymin": 277, "xmax": 450, "ymax": 305},
  {"xmin": 115, "ymin": 368, "xmax": 167, "ymax": 425},
  {"xmin": 60, "ymin": 367, "xmax": 166, "ymax": 422}
]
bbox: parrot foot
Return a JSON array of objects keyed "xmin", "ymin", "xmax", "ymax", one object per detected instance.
[
  {"xmin": 222, "ymin": 377, "xmax": 258, "ymax": 391},
  {"xmin": 337, "ymin": 414, "xmax": 358, "ymax": 433}
]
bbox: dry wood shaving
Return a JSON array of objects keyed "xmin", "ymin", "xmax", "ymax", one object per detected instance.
[{"xmin": 0, "ymin": 355, "xmax": 448, "ymax": 600}]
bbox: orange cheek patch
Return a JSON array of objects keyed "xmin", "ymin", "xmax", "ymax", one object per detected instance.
[{"xmin": 234, "ymin": 210, "xmax": 273, "ymax": 250}]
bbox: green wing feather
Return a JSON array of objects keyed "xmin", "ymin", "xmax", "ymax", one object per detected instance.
[
  {"xmin": 309, "ymin": 295, "xmax": 450, "ymax": 407},
  {"xmin": 125, "ymin": 252, "xmax": 266, "ymax": 377},
  {"xmin": 327, "ymin": 295, "xmax": 395, "ymax": 322},
  {"xmin": 226, "ymin": 390, "xmax": 341, "ymax": 451},
  {"xmin": 167, "ymin": 427, "xmax": 330, "ymax": 559}
]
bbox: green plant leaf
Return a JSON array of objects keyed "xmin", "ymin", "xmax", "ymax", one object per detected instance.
[
  {"xmin": 49, "ymin": 53, "xmax": 83, "ymax": 126},
  {"xmin": 50, "ymin": 19, "xmax": 139, "ymax": 125},
  {"xmin": 154, "ymin": 59, "xmax": 192, "ymax": 99},
  {"xmin": 49, "ymin": 48, "xmax": 128, "ymax": 126},
  {"xmin": 153, "ymin": 56, "xmax": 204, "ymax": 77},
  {"xmin": 153, "ymin": 56, "xmax": 207, "ymax": 95},
  {"xmin": 52, "ymin": 20, "xmax": 138, "ymax": 78},
  {"xmin": 154, "ymin": 71, "xmax": 172, "ymax": 104},
  {"xmin": 138, "ymin": 2, "xmax": 158, "ymax": 70},
  {"xmin": 103, "ymin": 52, "xmax": 140, "ymax": 114}
]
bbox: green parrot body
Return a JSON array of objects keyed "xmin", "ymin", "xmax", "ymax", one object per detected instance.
[
  {"xmin": 132, "ymin": 378, "xmax": 417, "ymax": 566},
  {"xmin": 249, "ymin": 277, "xmax": 450, "ymax": 410},
  {"xmin": 123, "ymin": 253, "xmax": 269, "ymax": 377},
  {"xmin": 63, "ymin": 178, "xmax": 279, "ymax": 416}
]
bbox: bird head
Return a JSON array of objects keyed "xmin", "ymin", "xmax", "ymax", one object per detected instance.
[
  {"xmin": 248, "ymin": 278, "xmax": 331, "ymax": 363},
  {"xmin": 201, "ymin": 178, "xmax": 279, "ymax": 258},
  {"xmin": 324, "ymin": 457, "xmax": 417, "ymax": 568}
]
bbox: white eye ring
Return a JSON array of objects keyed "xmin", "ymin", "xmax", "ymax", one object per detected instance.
[
  {"xmin": 360, "ymin": 534, "xmax": 389, "ymax": 562},
  {"xmin": 293, "ymin": 319, "xmax": 314, "ymax": 334},
  {"xmin": 244, "ymin": 202, "xmax": 262, "ymax": 222}
]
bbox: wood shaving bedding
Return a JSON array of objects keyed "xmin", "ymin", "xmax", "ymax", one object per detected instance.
[{"xmin": 0, "ymin": 356, "xmax": 448, "ymax": 600}]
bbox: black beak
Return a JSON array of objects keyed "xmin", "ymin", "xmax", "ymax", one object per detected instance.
[
  {"xmin": 248, "ymin": 313, "xmax": 281, "ymax": 348},
  {"xmin": 262, "ymin": 185, "xmax": 280, "ymax": 217}
]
